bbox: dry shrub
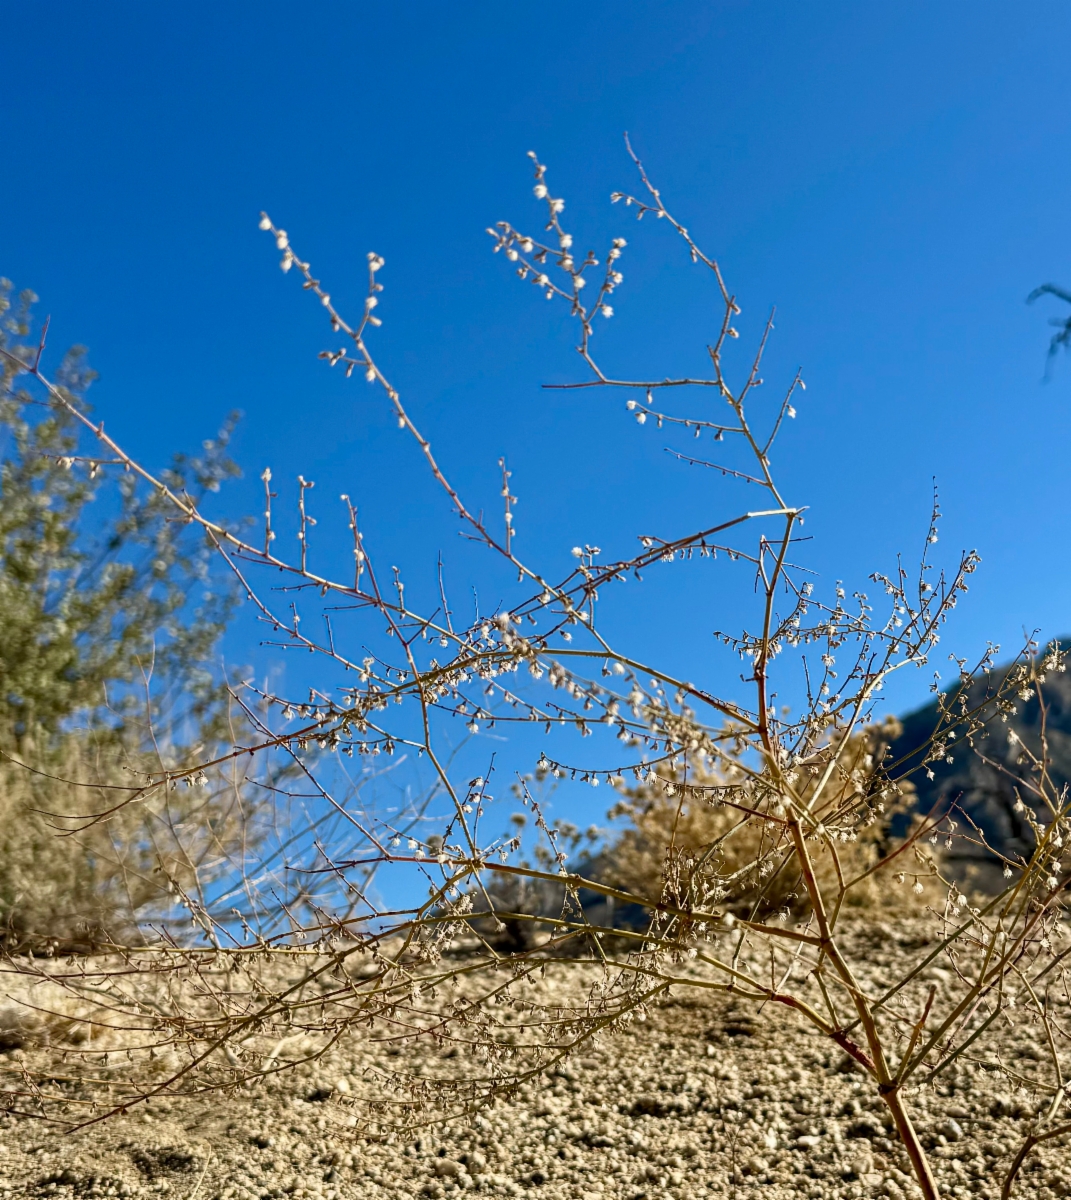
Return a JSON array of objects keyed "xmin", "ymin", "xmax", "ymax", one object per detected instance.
[
  {"xmin": 0, "ymin": 733, "xmax": 254, "ymax": 953},
  {"xmin": 597, "ymin": 717, "xmax": 932, "ymax": 919},
  {"xmin": 8, "ymin": 145, "xmax": 1071, "ymax": 1200}
]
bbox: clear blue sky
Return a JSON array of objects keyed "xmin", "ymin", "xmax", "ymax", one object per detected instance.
[{"xmin": 5, "ymin": 1, "xmax": 1071, "ymax": 724}]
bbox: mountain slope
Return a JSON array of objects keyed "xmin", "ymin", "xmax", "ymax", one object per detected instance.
[{"xmin": 889, "ymin": 641, "xmax": 1071, "ymax": 872}]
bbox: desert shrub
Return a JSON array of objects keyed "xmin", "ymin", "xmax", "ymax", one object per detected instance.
[
  {"xmin": 597, "ymin": 716, "xmax": 927, "ymax": 919},
  {"xmin": 0, "ymin": 728, "xmax": 259, "ymax": 952}
]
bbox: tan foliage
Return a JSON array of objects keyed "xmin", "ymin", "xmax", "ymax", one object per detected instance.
[
  {"xmin": 598, "ymin": 717, "xmax": 932, "ymax": 918},
  {"xmin": 0, "ymin": 734, "xmax": 252, "ymax": 952}
]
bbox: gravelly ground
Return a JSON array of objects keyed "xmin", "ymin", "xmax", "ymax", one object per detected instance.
[{"xmin": 0, "ymin": 921, "xmax": 1068, "ymax": 1200}]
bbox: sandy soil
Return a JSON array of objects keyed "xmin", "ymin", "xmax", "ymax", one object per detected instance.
[{"xmin": 0, "ymin": 921, "xmax": 1067, "ymax": 1200}]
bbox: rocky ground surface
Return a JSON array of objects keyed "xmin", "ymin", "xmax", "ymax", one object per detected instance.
[{"xmin": 0, "ymin": 921, "xmax": 1068, "ymax": 1200}]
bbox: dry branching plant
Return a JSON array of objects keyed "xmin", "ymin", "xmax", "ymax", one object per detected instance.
[{"xmin": 1, "ymin": 142, "xmax": 1068, "ymax": 1200}]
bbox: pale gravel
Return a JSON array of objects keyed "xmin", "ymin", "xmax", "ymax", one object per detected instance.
[{"xmin": 0, "ymin": 920, "xmax": 1067, "ymax": 1200}]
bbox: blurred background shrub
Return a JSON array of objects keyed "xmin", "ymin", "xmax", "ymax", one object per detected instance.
[{"xmin": 0, "ymin": 279, "xmax": 253, "ymax": 951}]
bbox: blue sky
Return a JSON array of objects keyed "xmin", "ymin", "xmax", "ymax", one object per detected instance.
[{"xmin": 5, "ymin": 1, "xmax": 1071, "ymax": 732}]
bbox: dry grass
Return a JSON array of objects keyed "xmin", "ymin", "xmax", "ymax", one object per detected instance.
[
  {"xmin": 0, "ymin": 733, "xmax": 255, "ymax": 953},
  {"xmin": 596, "ymin": 717, "xmax": 937, "ymax": 920}
]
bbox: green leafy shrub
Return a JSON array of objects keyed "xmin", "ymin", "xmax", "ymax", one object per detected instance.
[{"xmin": 0, "ymin": 279, "xmax": 249, "ymax": 950}]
